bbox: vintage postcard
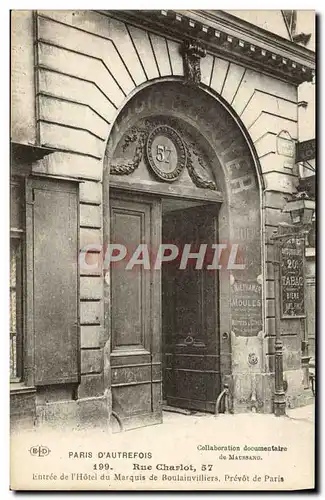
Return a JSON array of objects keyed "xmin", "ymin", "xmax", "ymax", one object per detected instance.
[{"xmin": 10, "ymin": 9, "xmax": 316, "ymax": 491}]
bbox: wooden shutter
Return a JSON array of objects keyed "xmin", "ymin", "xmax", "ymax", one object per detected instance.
[{"xmin": 27, "ymin": 177, "xmax": 79, "ymax": 386}]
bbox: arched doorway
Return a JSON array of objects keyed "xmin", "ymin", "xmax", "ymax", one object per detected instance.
[{"xmin": 103, "ymin": 81, "xmax": 264, "ymax": 429}]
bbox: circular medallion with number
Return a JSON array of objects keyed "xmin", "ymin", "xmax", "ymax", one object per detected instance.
[{"xmin": 145, "ymin": 125, "xmax": 187, "ymax": 182}]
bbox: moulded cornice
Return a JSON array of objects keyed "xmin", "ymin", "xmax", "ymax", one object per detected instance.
[
  {"xmin": 187, "ymin": 10, "xmax": 315, "ymax": 67},
  {"xmin": 106, "ymin": 9, "xmax": 315, "ymax": 86}
]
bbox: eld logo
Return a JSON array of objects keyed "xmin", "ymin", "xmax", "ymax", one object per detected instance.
[{"xmin": 29, "ymin": 445, "xmax": 51, "ymax": 457}]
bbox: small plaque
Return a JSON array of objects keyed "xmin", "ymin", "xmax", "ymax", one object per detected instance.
[
  {"xmin": 276, "ymin": 130, "xmax": 295, "ymax": 158},
  {"xmin": 146, "ymin": 125, "xmax": 187, "ymax": 182},
  {"xmin": 248, "ymin": 353, "xmax": 258, "ymax": 366}
]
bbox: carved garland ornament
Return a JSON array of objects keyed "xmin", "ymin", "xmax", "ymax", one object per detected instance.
[
  {"xmin": 185, "ymin": 142, "xmax": 217, "ymax": 191},
  {"xmin": 110, "ymin": 119, "xmax": 217, "ymax": 191},
  {"xmin": 176, "ymin": 123, "xmax": 217, "ymax": 191},
  {"xmin": 110, "ymin": 122, "xmax": 151, "ymax": 175}
]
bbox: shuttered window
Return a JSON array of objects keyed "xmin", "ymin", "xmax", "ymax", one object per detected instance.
[
  {"xmin": 10, "ymin": 179, "xmax": 24, "ymax": 381},
  {"xmin": 26, "ymin": 177, "xmax": 79, "ymax": 386}
]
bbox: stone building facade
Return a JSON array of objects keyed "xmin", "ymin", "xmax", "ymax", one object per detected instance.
[{"xmin": 10, "ymin": 10, "xmax": 315, "ymax": 430}]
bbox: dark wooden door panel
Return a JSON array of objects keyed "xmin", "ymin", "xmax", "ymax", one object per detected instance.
[
  {"xmin": 111, "ymin": 201, "xmax": 150, "ymax": 351},
  {"xmin": 162, "ymin": 206, "xmax": 220, "ymax": 411},
  {"xmin": 110, "ymin": 192, "xmax": 162, "ymax": 429}
]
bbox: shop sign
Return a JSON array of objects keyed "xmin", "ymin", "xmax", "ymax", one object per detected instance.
[
  {"xmin": 280, "ymin": 235, "xmax": 305, "ymax": 318},
  {"xmin": 231, "ymin": 279, "xmax": 263, "ymax": 336},
  {"xmin": 296, "ymin": 139, "xmax": 316, "ymax": 162}
]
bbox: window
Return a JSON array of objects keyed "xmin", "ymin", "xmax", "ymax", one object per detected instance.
[{"xmin": 10, "ymin": 179, "xmax": 24, "ymax": 382}]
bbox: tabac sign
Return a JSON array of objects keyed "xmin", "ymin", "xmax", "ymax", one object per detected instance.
[
  {"xmin": 280, "ymin": 235, "xmax": 305, "ymax": 318},
  {"xmin": 296, "ymin": 139, "xmax": 316, "ymax": 162}
]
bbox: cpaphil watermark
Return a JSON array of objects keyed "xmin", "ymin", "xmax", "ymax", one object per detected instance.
[{"xmin": 79, "ymin": 242, "xmax": 246, "ymax": 274}]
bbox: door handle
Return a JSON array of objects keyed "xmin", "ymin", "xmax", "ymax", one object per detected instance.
[{"xmin": 184, "ymin": 335, "xmax": 194, "ymax": 346}]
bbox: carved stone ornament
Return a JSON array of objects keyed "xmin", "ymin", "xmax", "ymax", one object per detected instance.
[
  {"xmin": 110, "ymin": 118, "xmax": 218, "ymax": 191},
  {"xmin": 181, "ymin": 40, "xmax": 206, "ymax": 86},
  {"xmin": 248, "ymin": 353, "xmax": 258, "ymax": 366},
  {"xmin": 145, "ymin": 125, "xmax": 187, "ymax": 182},
  {"xmin": 175, "ymin": 123, "xmax": 217, "ymax": 190},
  {"xmin": 185, "ymin": 141, "xmax": 217, "ymax": 191},
  {"xmin": 110, "ymin": 121, "xmax": 152, "ymax": 175}
]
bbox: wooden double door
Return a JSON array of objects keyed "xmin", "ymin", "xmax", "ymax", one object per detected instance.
[
  {"xmin": 110, "ymin": 191, "xmax": 220, "ymax": 429},
  {"xmin": 162, "ymin": 206, "xmax": 220, "ymax": 412}
]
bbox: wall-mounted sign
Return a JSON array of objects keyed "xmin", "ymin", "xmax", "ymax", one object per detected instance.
[
  {"xmin": 280, "ymin": 235, "xmax": 305, "ymax": 318},
  {"xmin": 296, "ymin": 138, "xmax": 316, "ymax": 162},
  {"xmin": 276, "ymin": 130, "xmax": 295, "ymax": 158},
  {"xmin": 146, "ymin": 125, "xmax": 187, "ymax": 182},
  {"xmin": 231, "ymin": 279, "xmax": 263, "ymax": 336}
]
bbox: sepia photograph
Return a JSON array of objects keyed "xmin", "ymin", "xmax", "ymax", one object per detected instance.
[{"xmin": 9, "ymin": 8, "xmax": 316, "ymax": 491}]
